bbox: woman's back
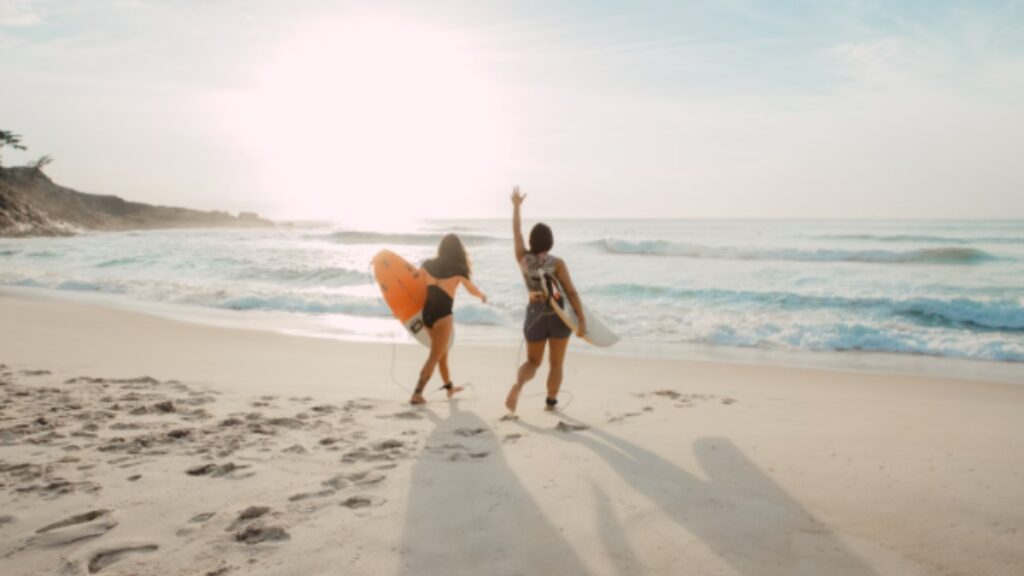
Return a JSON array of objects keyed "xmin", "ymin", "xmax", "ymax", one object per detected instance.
[
  {"xmin": 422, "ymin": 259, "xmax": 467, "ymax": 298},
  {"xmin": 520, "ymin": 252, "xmax": 564, "ymax": 295}
]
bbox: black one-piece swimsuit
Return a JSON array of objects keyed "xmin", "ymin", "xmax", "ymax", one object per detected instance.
[{"xmin": 422, "ymin": 285, "xmax": 453, "ymax": 329}]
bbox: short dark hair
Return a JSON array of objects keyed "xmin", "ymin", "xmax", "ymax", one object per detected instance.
[{"xmin": 528, "ymin": 223, "xmax": 553, "ymax": 255}]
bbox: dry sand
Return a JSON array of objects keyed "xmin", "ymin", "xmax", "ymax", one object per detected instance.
[{"xmin": 1, "ymin": 290, "xmax": 1022, "ymax": 575}]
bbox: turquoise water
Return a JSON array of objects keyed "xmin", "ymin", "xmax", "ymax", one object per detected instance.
[{"xmin": 2, "ymin": 220, "xmax": 1023, "ymax": 365}]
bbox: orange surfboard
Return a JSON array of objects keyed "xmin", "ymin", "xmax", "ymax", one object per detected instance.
[{"xmin": 372, "ymin": 249, "xmax": 453, "ymax": 348}]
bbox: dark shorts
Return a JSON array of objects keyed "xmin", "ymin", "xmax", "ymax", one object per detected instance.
[
  {"xmin": 423, "ymin": 286, "xmax": 453, "ymax": 329},
  {"xmin": 524, "ymin": 302, "xmax": 572, "ymax": 342}
]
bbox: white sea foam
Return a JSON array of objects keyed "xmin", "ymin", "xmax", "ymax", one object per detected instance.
[{"xmin": 2, "ymin": 220, "xmax": 1022, "ymax": 364}]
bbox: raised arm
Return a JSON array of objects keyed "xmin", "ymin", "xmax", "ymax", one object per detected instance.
[
  {"xmin": 512, "ymin": 186, "xmax": 527, "ymax": 261},
  {"xmin": 461, "ymin": 277, "xmax": 487, "ymax": 304},
  {"xmin": 554, "ymin": 259, "xmax": 586, "ymax": 337}
]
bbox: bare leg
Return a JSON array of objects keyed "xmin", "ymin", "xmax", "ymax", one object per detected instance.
[
  {"xmin": 439, "ymin": 350, "xmax": 451, "ymax": 384},
  {"xmin": 438, "ymin": 350, "xmax": 464, "ymax": 399},
  {"xmin": 410, "ymin": 318, "xmax": 453, "ymax": 405},
  {"xmin": 545, "ymin": 337, "xmax": 570, "ymax": 410},
  {"xmin": 506, "ymin": 340, "xmax": 546, "ymax": 413}
]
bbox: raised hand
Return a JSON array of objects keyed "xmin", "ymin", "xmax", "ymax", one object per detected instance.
[{"xmin": 511, "ymin": 186, "xmax": 526, "ymax": 206}]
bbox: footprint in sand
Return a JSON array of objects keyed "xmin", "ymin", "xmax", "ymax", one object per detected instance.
[
  {"xmin": 343, "ymin": 400, "xmax": 376, "ymax": 412},
  {"xmin": 426, "ymin": 442, "xmax": 491, "ymax": 462},
  {"xmin": 386, "ymin": 410, "xmax": 423, "ymax": 421},
  {"xmin": 347, "ymin": 470, "xmax": 387, "ymax": 486},
  {"xmin": 64, "ymin": 377, "xmax": 108, "ymax": 385},
  {"xmin": 236, "ymin": 525, "xmax": 289, "ymax": 544},
  {"xmin": 322, "ymin": 475, "xmax": 348, "ymax": 490},
  {"xmin": 288, "ymin": 489, "xmax": 337, "ymax": 502},
  {"xmin": 21, "ymin": 369, "xmax": 52, "ymax": 376},
  {"xmin": 225, "ymin": 506, "xmax": 272, "ymax": 532},
  {"xmin": 555, "ymin": 421, "xmax": 588, "ymax": 432},
  {"xmin": 342, "ymin": 446, "xmax": 399, "ymax": 464},
  {"xmin": 375, "ymin": 439, "xmax": 404, "ymax": 450},
  {"xmin": 26, "ymin": 509, "xmax": 117, "ymax": 549},
  {"xmin": 186, "ymin": 462, "xmax": 250, "ymax": 478},
  {"xmin": 87, "ymin": 544, "xmax": 159, "ymax": 573},
  {"xmin": 340, "ymin": 495, "xmax": 386, "ymax": 509},
  {"xmin": 607, "ymin": 411, "xmax": 643, "ymax": 424}
]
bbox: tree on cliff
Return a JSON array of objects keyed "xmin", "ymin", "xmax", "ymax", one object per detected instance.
[
  {"xmin": 0, "ymin": 130, "xmax": 27, "ymax": 168},
  {"xmin": 29, "ymin": 155, "xmax": 54, "ymax": 173}
]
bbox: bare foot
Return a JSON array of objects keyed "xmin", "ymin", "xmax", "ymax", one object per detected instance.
[
  {"xmin": 409, "ymin": 394, "xmax": 426, "ymax": 405},
  {"xmin": 505, "ymin": 383, "xmax": 524, "ymax": 414},
  {"xmin": 445, "ymin": 385, "xmax": 464, "ymax": 399}
]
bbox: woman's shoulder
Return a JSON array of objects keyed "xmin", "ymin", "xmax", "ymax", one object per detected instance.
[{"xmin": 522, "ymin": 252, "xmax": 561, "ymax": 263}]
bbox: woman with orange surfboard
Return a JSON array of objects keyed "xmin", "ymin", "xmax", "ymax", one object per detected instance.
[
  {"xmin": 505, "ymin": 186, "xmax": 587, "ymax": 414},
  {"xmin": 410, "ymin": 234, "xmax": 487, "ymax": 405}
]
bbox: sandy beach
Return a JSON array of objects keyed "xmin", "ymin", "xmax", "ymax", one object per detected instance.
[{"xmin": 1, "ymin": 289, "xmax": 1022, "ymax": 575}]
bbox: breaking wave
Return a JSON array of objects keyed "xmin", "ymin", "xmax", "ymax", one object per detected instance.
[
  {"xmin": 598, "ymin": 239, "xmax": 996, "ymax": 264},
  {"xmin": 595, "ymin": 284, "xmax": 1024, "ymax": 332},
  {"xmin": 818, "ymin": 233, "xmax": 1024, "ymax": 244}
]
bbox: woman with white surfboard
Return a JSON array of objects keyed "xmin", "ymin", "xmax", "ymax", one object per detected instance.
[
  {"xmin": 505, "ymin": 186, "xmax": 587, "ymax": 414},
  {"xmin": 410, "ymin": 234, "xmax": 487, "ymax": 405}
]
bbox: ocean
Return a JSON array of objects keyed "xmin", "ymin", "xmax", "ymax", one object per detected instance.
[{"xmin": 2, "ymin": 219, "xmax": 1023, "ymax": 378}]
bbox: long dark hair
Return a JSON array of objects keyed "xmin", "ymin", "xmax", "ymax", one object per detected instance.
[
  {"xmin": 529, "ymin": 223, "xmax": 553, "ymax": 255},
  {"xmin": 424, "ymin": 233, "xmax": 471, "ymax": 279}
]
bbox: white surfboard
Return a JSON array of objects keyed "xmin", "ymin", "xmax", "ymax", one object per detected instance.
[
  {"xmin": 402, "ymin": 310, "xmax": 455, "ymax": 350},
  {"xmin": 543, "ymin": 277, "xmax": 619, "ymax": 347}
]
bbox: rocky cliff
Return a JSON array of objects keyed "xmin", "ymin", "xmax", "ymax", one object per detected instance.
[{"xmin": 0, "ymin": 167, "xmax": 272, "ymax": 236}]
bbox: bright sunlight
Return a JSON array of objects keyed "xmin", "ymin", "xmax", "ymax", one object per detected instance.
[{"xmin": 223, "ymin": 14, "xmax": 513, "ymax": 225}]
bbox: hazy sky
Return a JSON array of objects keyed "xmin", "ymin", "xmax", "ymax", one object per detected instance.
[{"xmin": 2, "ymin": 0, "xmax": 1022, "ymax": 222}]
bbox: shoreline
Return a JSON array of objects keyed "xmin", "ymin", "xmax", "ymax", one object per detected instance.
[
  {"xmin": 2, "ymin": 289, "xmax": 1023, "ymax": 574},
  {"xmin": 3, "ymin": 285, "xmax": 1021, "ymax": 386}
]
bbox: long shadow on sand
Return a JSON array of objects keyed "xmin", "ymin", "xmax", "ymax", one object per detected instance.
[
  {"xmin": 398, "ymin": 402, "xmax": 591, "ymax": 576},
  {"xmin": 517, "ymin": 415, "xmax": 878, "ymax": 576}
]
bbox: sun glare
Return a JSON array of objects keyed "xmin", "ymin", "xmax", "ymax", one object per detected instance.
[{"xmin": 223, "ymin": 15, "xmax": 511, "ymax": 225}]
